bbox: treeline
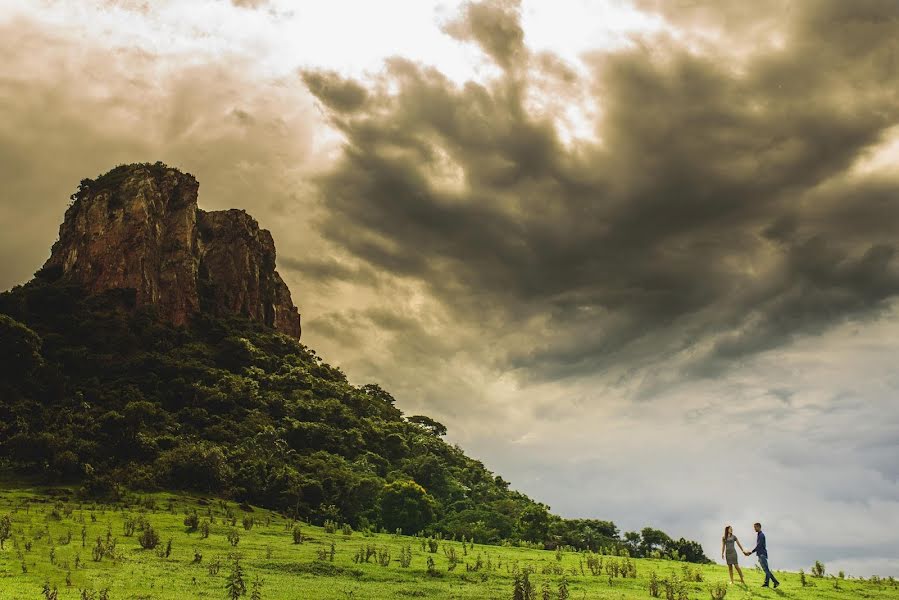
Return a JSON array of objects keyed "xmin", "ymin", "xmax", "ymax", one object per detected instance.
[{"xmin": 0, "ymin": 275, "xmax": 709, "ymax": 563}]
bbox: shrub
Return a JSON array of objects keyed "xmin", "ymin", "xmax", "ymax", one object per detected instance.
[
  {"xmin": 184, "ymin": 511, "xmax": 199, "ymax": 532},
  {"xmin": 227, "ymin": 529, "xmax": 240, "ymax": 547},
  {"xmin": 399, "ymin": 545, "xmax": 412, "ymax": 567},
  {"xmin": 649, "ymin": 571, "xmax": 661, "ymax": 597},
  {"xmin": 138, "ymin": 525, "xmax": 160, "ymax": 550},
  {"xmin": 708, "ymin": 582, "xmax": 727, "ymax": 600},
  {"xmin": 0, "ymin": 515, "xmax": 11, "ymax": 549},
  {"xmin": 292, "ymin": 525, "xmax": 304, "ymax": 544},
  {"xmin": 226, "ymin": 559, "xmax": 246, "ymax": 600},
  {"xmin": 812, "ymin": 560, "xmax": 826, "ymax": 578}
]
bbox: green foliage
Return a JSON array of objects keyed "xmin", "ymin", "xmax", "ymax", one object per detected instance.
[
  {"xmin": 138, "ymin": 525, "xmax": 160, "ymax": 550},
  {"xmin": 708, "ymin": 582, "xmax": 727, "ymax": 600},
  {"xmin": 518, "ymin": 505, "xmax": 551, "ymax": 544},
  {"xmin": 226, "ymin": 558, "xmax": 247, "ymax": 600},
  {"xmin": 0, "ymin": 279, "xmax": 707, "ymax": 560},
  {"xmin": 0, "ymin": 514, "xmax": 11, "ymax": 549},
  {"xmin": 0, "ymin": 314, "xmax": 44, "ymax": 378},
  {"xmin": 813, "ymin": 560, "xmax": 826, "ymax": 578},
  {"xmin": 380, "ymin": 480, "xmax": 437, "ymax": 534},
  {"xmin": 292, "ymin": 524, "xmax": 304, "ymax": 544}
]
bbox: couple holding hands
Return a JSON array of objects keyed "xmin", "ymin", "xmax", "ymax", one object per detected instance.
[{"xmin": 721, "ymin": 522, "xmax": 780, "ymax": 588}]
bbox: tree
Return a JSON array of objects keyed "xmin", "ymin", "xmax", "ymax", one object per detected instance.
[
  {"xmin": 408, "ymin": 415, "xmax": 448, "ymax": 436},
  {"xmin": 624, "ymin": 531, "xmax": 642, "ymax": 556},
  {"xmin": 672, "ymin": 537, "xmax": 709, "ymax": 563},
  {"xmin": 640, "ymin": 527, "xmax": 673, "ymax": 556},
  {"xmin": 0, "ymin": 314, "xmax": 43, "ymax": 379},
  {"xmin": 518, "ymin": 504, "xmax": 550, "ymax": 543},
  {"xmin": 380, "ymin": 480, "xmax": 437, "ymax": 534}
]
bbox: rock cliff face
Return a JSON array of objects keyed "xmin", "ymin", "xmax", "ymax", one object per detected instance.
[{"xmin": 42, "ymin": 162, "xmax": 301, "ymax": 338}]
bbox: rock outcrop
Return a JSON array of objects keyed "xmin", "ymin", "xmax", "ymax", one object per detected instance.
[{"xmin": 42, "ymin": 162, "xmax": 301, "ymax": 338}]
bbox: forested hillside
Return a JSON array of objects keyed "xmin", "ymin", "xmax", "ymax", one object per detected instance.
[{"xmin": 0, "ymin": 274, "xmax": 708, "ymax": 563}]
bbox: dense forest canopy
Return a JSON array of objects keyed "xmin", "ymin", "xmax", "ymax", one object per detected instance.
[{"xmin": 0, "ymin": 274, "xmax": 709, "ymax": 563}]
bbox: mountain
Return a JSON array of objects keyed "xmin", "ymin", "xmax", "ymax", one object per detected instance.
[
  {"xmin": 40, "ymin": 162, "xmax": 300, "ymax": 338},
  {"xmin": 0, "ymin": 162, "xmax": 708, "ymax": 562}
]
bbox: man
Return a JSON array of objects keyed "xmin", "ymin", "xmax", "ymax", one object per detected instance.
[{"xmin": 744, "ymin": 522, "xmax": 780, "ymax": 588}]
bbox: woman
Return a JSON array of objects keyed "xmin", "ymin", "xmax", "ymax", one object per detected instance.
[{"xmin": 721, "ymin": 525, "xmax": 746, "ymax": 584}]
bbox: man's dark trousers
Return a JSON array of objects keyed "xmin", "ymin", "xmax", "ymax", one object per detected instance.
[{"xmin": 759, "ymin": 555, "xmax": 779, "ymax": 587}]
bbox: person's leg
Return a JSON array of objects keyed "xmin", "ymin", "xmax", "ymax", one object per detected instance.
[
  {"xmin": 735, "ymin": 564, "xmax": 745, "ymax": 584},
  {"xmin": 728, "ymin": 564, "xmax": 734, "ymax": 583},
  {"xmin": 759, "ymin": 556, "xmax": 771, "ymax": 586}
]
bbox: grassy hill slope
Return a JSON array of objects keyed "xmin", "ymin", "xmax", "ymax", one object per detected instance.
[{"xmin": 0, "ymin": 485, "xmax": 896, "ymax": 600}]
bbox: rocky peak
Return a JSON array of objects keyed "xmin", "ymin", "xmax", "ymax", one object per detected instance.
[{"xmin": 42, "ymin": 162, "xmax": 301, "ymax": 338}]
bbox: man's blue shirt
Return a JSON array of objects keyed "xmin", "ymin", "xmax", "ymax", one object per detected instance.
[{"xmin": 752, "ymin": 531, "xmax": 768, "ymax": 557}]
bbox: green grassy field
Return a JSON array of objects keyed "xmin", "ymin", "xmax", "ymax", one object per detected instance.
[{"xmin": 0, "ymin": 485, "xmax": 895, "ymax": 600}]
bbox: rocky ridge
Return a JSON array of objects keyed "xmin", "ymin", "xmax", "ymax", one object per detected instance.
[{"xmin": 41, "ymin": 162, "xmax": 301, "ymax": 338}]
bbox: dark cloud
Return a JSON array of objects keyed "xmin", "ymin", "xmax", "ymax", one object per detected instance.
[
  {"xmin": 301, "ymin": 71, "xmax": 369, "ymax": 113},
  {"xmin": 304, "ymin": 0, "xmax": 899, "ymax": 383},
  {"xmin": 442, "ymin": 0, "xmax": 525, "ymax": 71}
]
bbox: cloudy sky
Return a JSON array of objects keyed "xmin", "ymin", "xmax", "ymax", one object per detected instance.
[{"xmin": 2, "ymin": 0, "xmax": 899, "ymax": 576}]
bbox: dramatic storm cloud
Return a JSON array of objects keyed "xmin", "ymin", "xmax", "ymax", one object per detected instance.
[{"xmin": 2, "ymin": 0, "xmax": 898, "ymax": 576}]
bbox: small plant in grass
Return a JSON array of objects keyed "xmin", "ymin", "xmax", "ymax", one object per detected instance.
[
  {"xmin": 428, "ymin": 538, "xmax": 439, "ymax": 553},
  {"xmin": 541, "ymin": 581, "xmax": 552, "ymax": 600},
  {"xmin": 330, "ymin": 541, "xmax": 336, "ymax": 561},
  {"xmin": 681, "ymin": 564, "xmax": 701, "ymax": 582},
  {"xmin": 200, "ymin": 520, "xmax": 210, "ymax": 539},
  {"xmin": 511, "ymin": 572, "xmax": 535, "ymax": 600},
  {"xmin": 292, "ymin": 525, "xmax": 304, "ymax": 544},
  {"xmin": 184, "ymin": 511, "xmax": 199, "ymax": 532},
  {"xmin": 839, "ymin": 570, "xmax": 845, "ymax": 579},
  {"xmin": 663, "ymin": 574, "xmax": 688, "ymax": 600},
  {"xmin": 323, "ymin": 519, "xmax": 338, "ymax": 534},
  {"xmin": 251, "ymin": 576, "xmax": 263, "ymax": 600},
  {"xmin": 226, "ymin": 559, "xmax": 247, "ymax": 600},
  {"xmin": 649, "ymin": 571, "xmax": 661, "ymax": 597},
  {"xmin": 377, "ymin": 546, "xmax": 391, "ymax": 567},
  {"xmin": 800, "ymin": 569, "xmax": 808, "ymax": 586},
  {"xmin": 123, "ymin": 516, "xmax": 136, "ymax": 536},
  {"xmin": 227, "ymin": 529, "xmax": 241, "ymax": 547},
  {"xmin": 242, "ymin": 516, "xmax": 254, "ymax": 531},
  {"xmin": 558, "ymin": 575, "xmax": 570, "ymax": 600},
  {"xmin": 138, "ymin": 524, "xmax": 160, "ymax": 549},
  {"xmin": 399, "ymin": 545, "xmax": 412, "ymax": 567},
  {"xmin": 0, "ymin": 514, "xmax": 12, "ymax": 549},
  {"xmin": 208, "ymin": 558, "xmax": 222, "ymax": 575},
  {"xmin": 342, "ymin": 523, "xmax": 353, "ymax": 536},
  {"xmin": 427, "ymin": 556, "xmax": 440, "ymax": 577},
  {"xmin": 42, "ymin": 582, "xmax": 59, "ymax": 600},
  {"xmin": 444, "ymin": 545, "xmax": 460, "ymax": 570},
  {"xmin": 708, "ymin": 582, "xmax": 727, "ymax": 600},
  {"xmin": 812, "ymin": 560, "xmax": 826, "ymax": 577},
  {"xmin": 155, "ymin": 537, "xmax": 172, "ymax": 558},
  {"xmin": 192, "ymin": 549, "xmax": 203, "ymax": 564}
]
